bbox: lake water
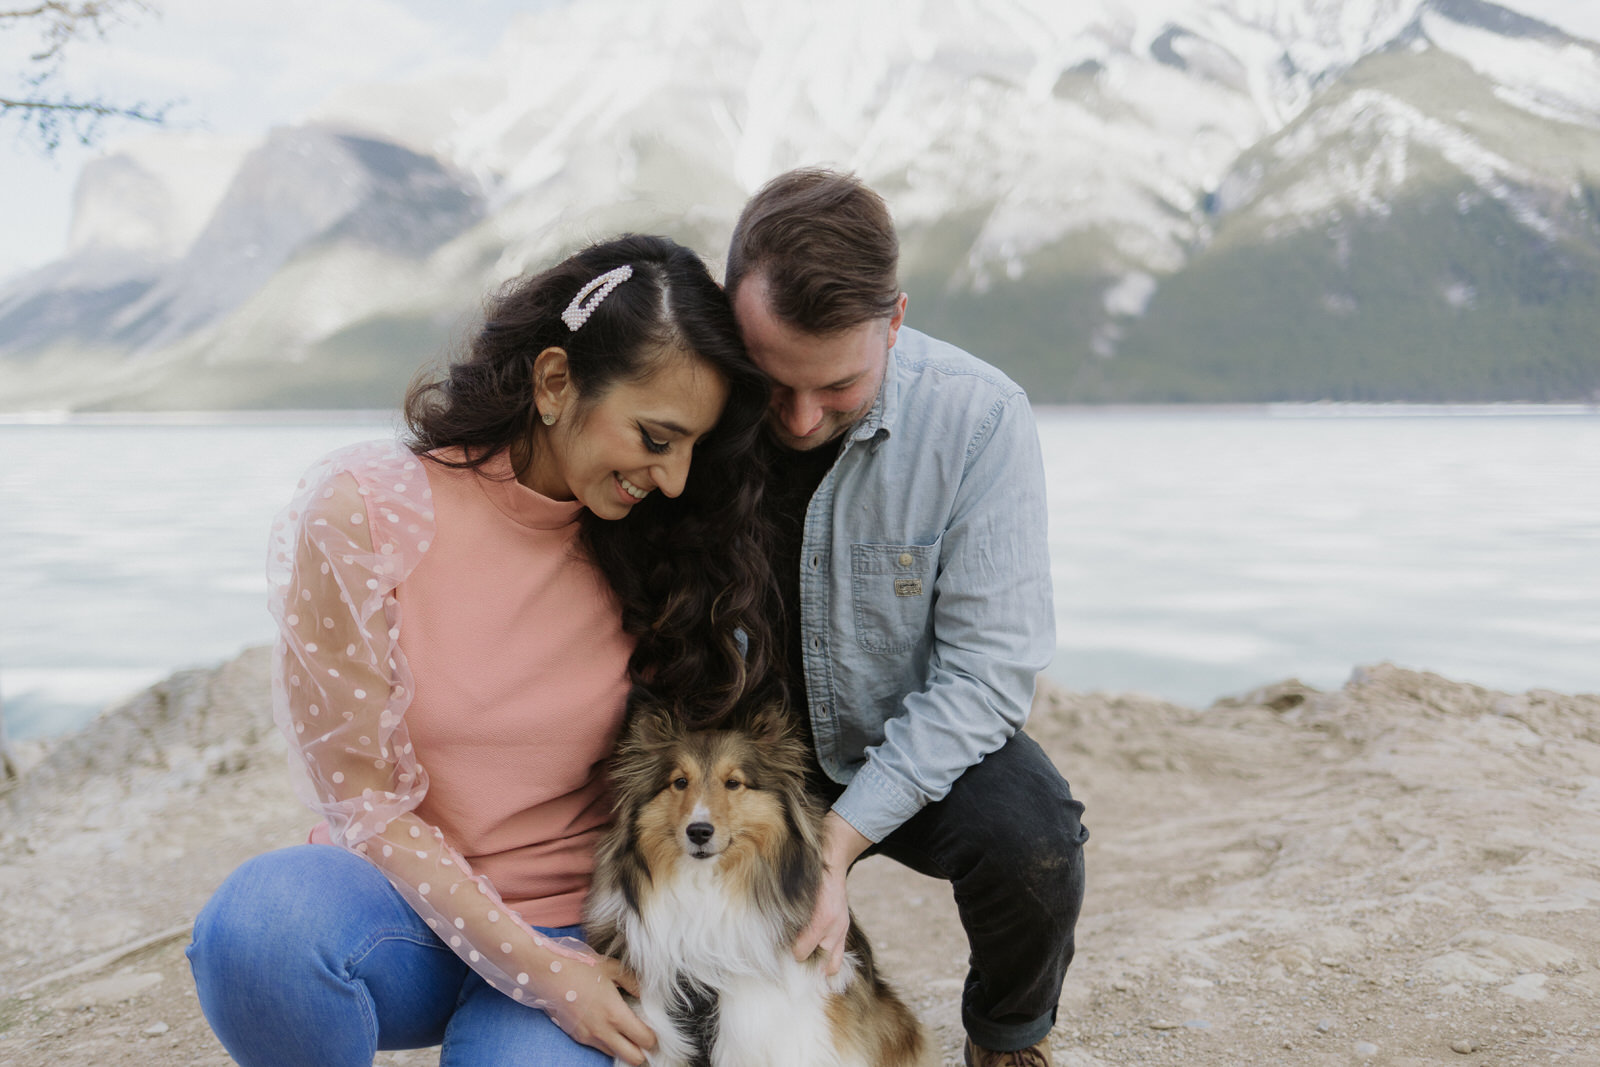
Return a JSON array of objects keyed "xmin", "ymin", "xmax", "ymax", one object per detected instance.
[{"xmin": 2, "ymin": 407, "xmax": 1597, "ymax": 741}]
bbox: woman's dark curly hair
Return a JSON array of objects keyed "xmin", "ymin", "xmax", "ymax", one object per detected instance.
[{"xmin": 403, "ymin": 234, "xmax": 777, "ymax": 725}]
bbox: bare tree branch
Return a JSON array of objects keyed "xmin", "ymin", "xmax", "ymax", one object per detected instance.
[{"xmin": 1, "ymin": 0, "xmax": 164, "ymax": 150}]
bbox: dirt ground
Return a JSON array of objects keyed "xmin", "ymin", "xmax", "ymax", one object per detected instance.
[{"xmin": 2, "ymin": 648, "xmax": 1598, "ymax": 1066}]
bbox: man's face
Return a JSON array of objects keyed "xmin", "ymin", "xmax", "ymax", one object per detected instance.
[{"xmin": 732, "ymin": 274, "xmax": 907, "ymax": 452}]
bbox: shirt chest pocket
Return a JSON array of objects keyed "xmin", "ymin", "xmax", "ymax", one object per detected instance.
[{"xmin": 850, "ymin": 537, "xmax": 940, "ymax": 654}]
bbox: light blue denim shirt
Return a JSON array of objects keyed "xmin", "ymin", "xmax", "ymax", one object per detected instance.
[{"xmin": 798, "ymin": 326, "xmax": 1056, "ymax": 843}]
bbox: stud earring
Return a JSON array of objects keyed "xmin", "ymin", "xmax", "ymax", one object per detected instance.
[{"xmin": 541, "ymin": 412, "xmax": 557, "ymax": 426}]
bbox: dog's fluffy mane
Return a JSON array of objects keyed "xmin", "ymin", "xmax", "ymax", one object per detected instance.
[
  {"xmin": 586, "ymin": 689, "xmax": 825, "ymax": 959},
  {"xmin": 584, "ymin": 687, "xmax": 927, "ymax": 1067}
]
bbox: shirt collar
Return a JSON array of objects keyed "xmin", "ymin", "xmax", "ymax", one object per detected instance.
[{"xmin": 849, "ymin": 344, "xmax": 899, "ymax": 445}]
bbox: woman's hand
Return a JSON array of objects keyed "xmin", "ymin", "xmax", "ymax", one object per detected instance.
[{"xmin": 544, "ymin": 956, "xmax": 654, "ymax": 1065}]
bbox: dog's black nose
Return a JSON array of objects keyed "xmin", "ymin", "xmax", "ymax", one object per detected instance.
[{"xmin": 686, "ymin": 822, "xmax": 714, "ymax": 846}]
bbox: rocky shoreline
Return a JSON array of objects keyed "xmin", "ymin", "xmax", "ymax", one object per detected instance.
[{"xmin": 3, "ymin": 649, "xmax": 1598, "ymax": 1065}]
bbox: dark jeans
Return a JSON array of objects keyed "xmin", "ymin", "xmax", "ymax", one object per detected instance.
[{"xmin": 823, "ymin": 731, "xmax": 1089, "ymax": 1051}]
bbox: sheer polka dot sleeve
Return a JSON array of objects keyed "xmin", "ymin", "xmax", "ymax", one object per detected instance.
[{"xmin": 266, "ymin": 440, "xmax": 610, "ymax": 1022}]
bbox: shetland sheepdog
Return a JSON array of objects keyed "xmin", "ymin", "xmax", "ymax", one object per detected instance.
[{"xmin": 585, "ymin": 692, "xmax": 929, "ymax": 1067}]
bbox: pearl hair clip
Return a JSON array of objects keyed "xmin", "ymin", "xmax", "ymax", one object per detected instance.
[{"xmin": 562, "ymin": 265, "xmax": 634, "ymax": 331}]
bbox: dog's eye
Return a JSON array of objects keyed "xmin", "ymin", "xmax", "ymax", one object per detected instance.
[
  {"xmin": 724, "ymin": 779, "xmax": 742, "ymax": 791},
  {"xmin": 672, "ymin": 777, "xmax": 688, "ymax": 791}
]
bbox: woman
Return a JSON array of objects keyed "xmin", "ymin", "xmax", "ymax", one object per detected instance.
[{"xmin": 188, "ymin": 235, "xmax": 777, "ymax": 1066}]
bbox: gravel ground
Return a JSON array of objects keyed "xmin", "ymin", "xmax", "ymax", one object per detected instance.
[{"xmin": 3, "ymin": 649, "xmax": 1598, "ymax": 1065}]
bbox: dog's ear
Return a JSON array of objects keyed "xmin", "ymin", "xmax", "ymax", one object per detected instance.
[
  {"xmin": 746, "ymin": 701, "xmax": 793, "ymax": 746},
  {"xmin": 622, "ymin": 685, "xmax": 681, "ymax": 749}
]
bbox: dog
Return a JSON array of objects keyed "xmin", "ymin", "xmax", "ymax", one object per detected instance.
[{"xmin": 584, "ymin": 690, "xmax": 929, "ymax": 1067}]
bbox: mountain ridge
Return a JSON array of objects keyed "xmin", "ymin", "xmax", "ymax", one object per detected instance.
[{"xmin": 3, "ymin": 0, "xmax": 1597, "ymax": 408}]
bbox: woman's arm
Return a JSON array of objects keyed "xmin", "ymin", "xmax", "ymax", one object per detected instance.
[{"xmin": 267, "ymin": 443, "xmax": 653, "ymax": 1062}]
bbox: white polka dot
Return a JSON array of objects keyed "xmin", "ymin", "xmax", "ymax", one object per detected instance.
[
  {"xmin": 354, "ymin": 689, "xmax": 366, "ymax": 699},
  {"xmin": 319, "ymin": 562, "xmax": 330, "ymax": 575},
  {"xmin": 454, "ymin": 918, "xmax": 465, "ymax": 929},
  {"xmin": 417, "ymin": 540, "xmax": 430, "ymax": 551},
  {"xmin": 374, "ymin": 759, "xmax": 387, "ymax": 769},
  {"xmin": 295, "ymin": 723, "xmax": 305, "ymax": 734},
  {"xmin": 469, "ymin": 950, "xmax": 480, "ymax": 962},
  {"xmin": 359, "ymin": 736, "xmax": 371, "ymax": 746},
  {"xmin": 381, "ymin": 543, "xmax": 394, "ymax": 555},
  {"xmin": 305, "ymin": 642, "xmax": 318, "ymax": 653},
  {"xmin": 382, "ymin": 845, "xmax": 393, "ymax": 857},
  {"xmin": 331, "ymin": 772, "xmax": 345, "ymax": 784},
  {"xmin": 442, "ymin": 856, "xmax": 452, "ymax": 865},
  {"xmin": 291, "ymin": 675, "xmax": 301, "ymax": 686},
  {"xmin": 346, "ymin": 644, "xmax": 357, "ymax": 656},
  {"xmin": 426, "ymin": 918, "xmax": 439, "ymax": 930},
  {"xmin": 323, "ymin": 617, "xmax": 334, "ymax": 628},
  {"xmin": 418, "ymin": 882, "xmax": 430, "ymax": 895},
  {"xmin": 565, "ymin": 990, "xmax": 577, "ymax": 1002},
  {"xmin": 410, "ymin": 826, "xmax": 421, "ymax": 838},
  {"xmin": 501, "ymin": 943, "xmax": 513, "ymax": 954},
  {"xmin": 287, "ymin": 614, "xmax": 299, "ymax": 625},
  {"xmin": 511, "ymin": 988, "xmax": 523, "ymax": 1000},
  {"xmin": 308, "ymin": 704, "xmax": 319, "ymax": 716},
  {"xmin": 487, "ymin": 910, "xmax": 499, "ymax": 922},
  {"xmin": 366, "ymin": 579, "xmax": 379, "ymax": 590},
  {"xmin": 328, "ymin": 668, "xmax": 340, "ymax": 677},
  {"xmin": 550, "ymin": 961, "xmax": 562, "ymax": 973},
  {"xmin": 351, "ymin": 513, "xmax": 364, "ymax": 524},
  {"xmin": 450, "ymin": 936, "xmax": 461, "ymax": 947},
  {"xmin": 417, "ymin": 850, "xmax": 428, "ymax": 859},
  {"xmin": 517, "ymin": 972, "xmax": 530, "ymax": 985}
]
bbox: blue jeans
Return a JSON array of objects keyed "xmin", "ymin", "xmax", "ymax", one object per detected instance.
[{"xmin": 187, "ymin": 844, "xmax": 611, "ymax": 1067}]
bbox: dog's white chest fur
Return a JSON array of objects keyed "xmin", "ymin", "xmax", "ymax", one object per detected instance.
[{"xmin": 610, "ymin": 861, "xmax": 865, "ymax": 1067}]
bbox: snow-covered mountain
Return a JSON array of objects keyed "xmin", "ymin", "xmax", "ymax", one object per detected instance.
[{"xmin": 2, "ymin": 0, "xmax": 1597, "ymax": 408}]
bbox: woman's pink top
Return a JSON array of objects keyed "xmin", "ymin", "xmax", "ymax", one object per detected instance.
[{"xmin": 268, "ymin": 439, "xmax": 633, "ymax": 1010}]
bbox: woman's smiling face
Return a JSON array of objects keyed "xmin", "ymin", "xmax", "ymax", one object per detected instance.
[{"xmin": 522, "ymin": 348, "xmax": 730, "ymax": 520}]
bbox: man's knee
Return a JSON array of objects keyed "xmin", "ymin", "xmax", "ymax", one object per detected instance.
[{"xmin": 877, "ymin": 734, "xmax": 1083, "ymax": 901}]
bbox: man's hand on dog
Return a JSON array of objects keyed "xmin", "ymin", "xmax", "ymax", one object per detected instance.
[
  {"xmin": 552, "ymin": 956, "xmax": 655, "ymax": 1065},
  {"xmin": 794, "ymin": 811, "xmax": 873, "ymax": 975}
]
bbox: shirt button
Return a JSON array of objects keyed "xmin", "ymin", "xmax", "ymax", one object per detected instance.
[{"xmin": 898, "ymin": 552, "xmax": 913, "ymax": 566}]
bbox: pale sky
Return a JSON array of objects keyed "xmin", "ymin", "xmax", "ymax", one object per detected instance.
[{"xmin": 0, "ymin": 0, "xmax": 552, "ymax": 282}]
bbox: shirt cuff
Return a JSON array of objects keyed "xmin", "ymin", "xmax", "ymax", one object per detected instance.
[{"xmin": 829, "ymin": 759, "xmax": 926, "ymax": 843}]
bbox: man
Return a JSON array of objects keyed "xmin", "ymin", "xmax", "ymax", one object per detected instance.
[{"xmin": 725, "ymin": 167, "xmax": 1089, "ymax": 1067}]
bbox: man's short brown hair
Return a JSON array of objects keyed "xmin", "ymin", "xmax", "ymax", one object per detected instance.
[{"xmin": 725, "ymin": 167, "xmax": 901, "ymax": 334}]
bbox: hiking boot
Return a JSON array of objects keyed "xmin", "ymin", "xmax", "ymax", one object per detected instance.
[{"xmin": 963, "ymin": 1036, "xmax": 1053, "ymax": 1067}]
